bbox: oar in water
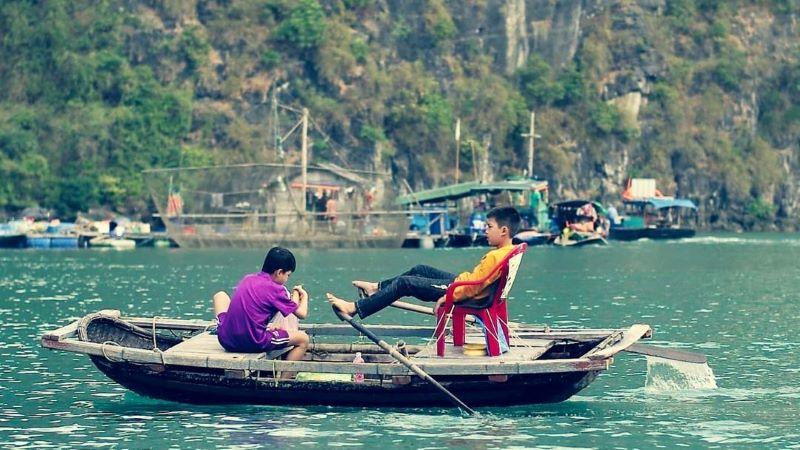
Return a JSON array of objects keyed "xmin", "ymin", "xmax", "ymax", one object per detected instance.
[
  {"xmin": 331, "ymin": 305, "xmax": 477, "ymax": 416},
  {"xmin": 388, "ymin": 301, "xmax": 708, "ymax": 365}
]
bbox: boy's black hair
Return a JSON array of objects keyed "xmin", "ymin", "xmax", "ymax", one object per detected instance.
[
  {"xmin": 487, "ymin": 206, "xmax": 521, "ymax": 236},
  {"xmin": 262, "ymin": 247, "xmax": 296, "ymax": 274}
]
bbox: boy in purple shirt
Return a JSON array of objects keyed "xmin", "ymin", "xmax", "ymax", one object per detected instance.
[{"xmin": 212, "ymin": 247, "xmax": 309, "ymax": 379}]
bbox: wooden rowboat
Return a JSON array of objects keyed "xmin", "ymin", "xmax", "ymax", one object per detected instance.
[{"xmin": 41, "ymin": 310, "xmax": 652, "ymax": 408}]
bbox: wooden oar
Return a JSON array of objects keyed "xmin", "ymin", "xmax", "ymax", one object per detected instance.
[
  {"xmin": 624, "ymin": 343, "xmax": 707, "ymax": 364},
  {"xmin": 389, "ymin": 301, "xmax": 708, "ymax": 364},
  {"xmin": 331, "ymin": 306, "xmax": 477, "ymax": 416}
]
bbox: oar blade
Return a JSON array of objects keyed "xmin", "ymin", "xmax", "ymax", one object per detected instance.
[{"xmin": 625, "ymin": 343, "xmax": 708, "ymax": 364}]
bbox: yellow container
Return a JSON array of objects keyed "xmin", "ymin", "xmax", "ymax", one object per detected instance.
[
  {"xmin": 463, "ymin": 342, "xmax": 487, "ymax": 356},
  {"xmin": 463, "ymin": 343, "xmax": 486, "ymax": 351}
]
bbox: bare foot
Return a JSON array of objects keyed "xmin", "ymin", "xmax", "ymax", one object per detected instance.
[
  {"xmin": 352, "ymin": 280, "xmax": 378, "ymax": 296},
  {"xmin": 325, "ymin": 293, "xmax": 357, "ymax": 315}
]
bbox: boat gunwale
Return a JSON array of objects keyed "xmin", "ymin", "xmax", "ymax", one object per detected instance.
[
  {"xmin": 42, "ymin": 334, "xmax": 612, "ymax": 376},
  {"xmin": 40, "ymin": 312, "xmax": 632, "ymax": 376}
]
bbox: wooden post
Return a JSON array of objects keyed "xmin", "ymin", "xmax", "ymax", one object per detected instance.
[
  {"xmin": 455, "ymin": 118, "xmax": 461, "ymax": 184},
  {"xmin": 301, "ymin": 108, "xmax": 309, "ymax": 223},
  {"xmin": 527, "ymin": 112, "xmax": 535, "ymax": 177},
  {"xmin": 470, "ymin": 140, "xmax": 479, "ymax": 181}
]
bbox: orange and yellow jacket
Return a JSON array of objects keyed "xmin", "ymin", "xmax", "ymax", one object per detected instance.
[{"xmin": 451, "ymin": 244, "xmax": 515, "ymax": 302}]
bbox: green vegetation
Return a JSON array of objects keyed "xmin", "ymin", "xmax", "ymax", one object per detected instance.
[{"xmin": 0, "ymin": 1, "xmax": 798, "ymax": 229}]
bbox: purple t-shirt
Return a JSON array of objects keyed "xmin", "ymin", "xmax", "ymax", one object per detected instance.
[{"xmin": 217, "ymin": 272, "xmax": 298, "ymax": 352}]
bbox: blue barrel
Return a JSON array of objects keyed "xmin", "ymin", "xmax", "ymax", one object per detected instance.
[
  {"xmin": 429, "ymin": 212, "xmax": 449, "ymax": 235},
  {"xmin": 49, "ymin": 236, "xmax": 79, "ymax": 248},
  {"xmin": 27, "ymin": 236, "xmax": 51, "ymax": 248}
]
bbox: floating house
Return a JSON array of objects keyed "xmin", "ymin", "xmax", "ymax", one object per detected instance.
[{"xmin": 143, "ymin": 163, "xmax": 409, "ymax": 249}]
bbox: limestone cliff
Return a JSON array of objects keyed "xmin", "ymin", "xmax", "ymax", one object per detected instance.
[{"xmin": 1, "ymin": 0, "xmax": 798, "ymax": 230}]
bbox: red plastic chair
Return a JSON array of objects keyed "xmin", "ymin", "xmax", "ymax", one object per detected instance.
[{"xmin": 434, "ymin": 243, "xmax": 528, "ymax": 357}]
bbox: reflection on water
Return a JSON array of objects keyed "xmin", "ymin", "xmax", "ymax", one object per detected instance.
[
  {"xmin": 2, "ymin": 237, "xmax": 800, "ymax": 448},
  {"xmin": 644, "ymin": 356, "xmax": 718, "ymax": 391}
]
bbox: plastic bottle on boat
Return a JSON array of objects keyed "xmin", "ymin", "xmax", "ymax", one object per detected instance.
[{"xmin": 352, "ymin": 352, "xmax": 365, "ymax": 383}]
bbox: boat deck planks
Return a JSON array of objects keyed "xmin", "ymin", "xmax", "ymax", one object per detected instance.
[
  {"xmin": 163, "ymin": 332, "xmax": 291, "ymax": 366},
  {"xmin": 412, "ymin": 338, "xmax": 556, "ymax": 363}
]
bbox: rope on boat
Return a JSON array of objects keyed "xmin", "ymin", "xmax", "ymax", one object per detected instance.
[
  {"xmin": 460, "ymin": 311, "xmax": 540, "ymax": 358},
  {"xmin": 151, "ymin": 316, "xmax": 160, "ymax": 350},
  {"xmin": 425, "ymin": 303, "xmax": 455, "ymax": 354},
  {"xmin": 308, "ymin": 333, "xmax": 330, "ymax": 360},
  {"xmin": 202, "ymin": 318, "xmax": 218, "ymax": 333},
  {"xmin": 100, "ymin": 341, "xmax": 123, "ymax": 362},
  {"xmin": 150, "ymin": 316, "xmax": 167, "ymax": 365}
]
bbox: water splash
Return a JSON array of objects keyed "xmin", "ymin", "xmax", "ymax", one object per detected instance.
[{"xmin": 644, "ymin": 356, "xmax": 717, "ymax": 391}]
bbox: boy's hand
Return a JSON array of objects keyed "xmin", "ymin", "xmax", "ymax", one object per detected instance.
[
  {"xmin": 293, "ymin": 285, "xmax": 308, "ymax": 302},
  {"xmin": 433, "ymin": 296, "xmax": 447, "ymax": 315}
]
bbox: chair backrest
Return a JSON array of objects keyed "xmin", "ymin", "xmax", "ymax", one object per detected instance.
[
  {"xmin": 493, "ymin": 243, "xmax": 527, "ymax": 303},
  {"xmin": 457, "ymin": 243, "xmax": 527, "ymax": 309}
]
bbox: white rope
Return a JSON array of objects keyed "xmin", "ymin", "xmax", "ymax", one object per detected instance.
[
  {"xmin": 100, "ymin": 341, "xmax": 122, "ymax": 362},
  {"xmin": 151, "ymin": 316, "xmax": 160, "ymax": 351},
  {"xmin": 472, "ymin": 312, "xmax": 541, "ymax": 359},
  {"xmin": 150, "ymin": 316, "xmax": 167, "ymax": 365},
  {"xmin": 423, "ymin": 303, "xmax": 454, "ymax": 353}
]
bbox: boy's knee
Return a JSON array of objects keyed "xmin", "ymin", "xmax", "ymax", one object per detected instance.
[
  {"xmin": 213, "ymin": 291, "xmax": 229, "ymax": 301},
  {"xmin": 294, "ymin": 331, "xmax": 310, "ymax": 347}
]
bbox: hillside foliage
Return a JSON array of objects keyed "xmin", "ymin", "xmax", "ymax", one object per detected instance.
[{"xmin": 0, "ymin": 0, "xmax": 798, "ymax": 229}]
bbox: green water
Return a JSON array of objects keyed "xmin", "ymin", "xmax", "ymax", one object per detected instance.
[{"xmin": 1, "ymin": 235, "xmax": 799, "ymax": 448}]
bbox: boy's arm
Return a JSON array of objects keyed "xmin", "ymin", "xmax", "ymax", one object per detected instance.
[
  {"xmin": 451, "ymin": 251, "xmax": 502, "ymax": 301},
  {"xmin": 292, "ymin": 286, "xmax": 309, "ymax": 319}
]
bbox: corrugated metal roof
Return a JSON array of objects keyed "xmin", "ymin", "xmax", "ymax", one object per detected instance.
[
  {"xmin": 397, "ymin": 180, "xmax": 548, "ymax": 206},
  {"xmin": 624, "ymin": 198, "xmax": 697, "ymax": 210}
]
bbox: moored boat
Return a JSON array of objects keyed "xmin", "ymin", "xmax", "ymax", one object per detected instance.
[
  {"xmin": 552, "ymin": 233, "xmax": 608, "ymax": 247},
  {"xmin": 547, "ymin": 200, "xmax": 609, "ymax": 247},
  {"xmin": 398, "ymin": 179, "xmax": 550, "ymax": 248},
  {"xmin": 513, "ymin": 229, "xmax": 552, "ymax": 246},
  {"xmin": 0, "ymin": 221, "xmax": 29, "ymax": 248},
  {"xmin": 41, "ymin": 310, "xmax": 653, "ymax": 408},
  {"xmin": 0, "ymin": 231, "xmax": 26, "ymax": 248},
  {"xmin": 609, "ymin": 179, "xmax": 698, "ymax": 241},
  {"xmin": 88, "ymin": 236, "xmax": 137, "ymax": 249}
]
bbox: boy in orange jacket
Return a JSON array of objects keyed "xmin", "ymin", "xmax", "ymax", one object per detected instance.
[{"xmin": 326, "ymin": 206, "xmax": 521, "ymax": 319}]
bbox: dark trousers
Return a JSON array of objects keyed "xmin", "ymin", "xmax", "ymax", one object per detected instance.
[{"xmin": 355, "ymin": 265, "xmax": 456, "ymax": 319}]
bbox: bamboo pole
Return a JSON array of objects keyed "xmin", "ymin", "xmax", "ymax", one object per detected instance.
[{"xmin": 301, "ymin": 108, "xmax": 309, "ymax": 224}]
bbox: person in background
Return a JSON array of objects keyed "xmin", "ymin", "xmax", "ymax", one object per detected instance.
[{"xmin": 325, "ymin": 194, "xmax": 337, "ymax": 232}]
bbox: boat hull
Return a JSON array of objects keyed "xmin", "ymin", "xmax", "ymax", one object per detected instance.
[
  {"xmin": 513, "ymin": 231, "xmax": 552, "ymax": 246},
  {"xmin": 90, "ymin": 356, "xmax": 601, "ymax": 407},
  {"xmin": 0, "ymin": 233, "xmax": 26, "ymax": 248},
  {"xmin": 42, "ymin": 313, "xmax": 652, "ymax": 410},
  {"xmin": 609, "ymin": 227, "xmax": 695, "ymax": 241}
]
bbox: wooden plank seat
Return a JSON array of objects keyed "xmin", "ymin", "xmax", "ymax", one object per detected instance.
[
  {"xmin": 435, "ymin": 243, "xmax": 528, "ymax": 357},
  {"xmin": 164, "ymin": 332, "xmax": 292, "ymax": 361}
]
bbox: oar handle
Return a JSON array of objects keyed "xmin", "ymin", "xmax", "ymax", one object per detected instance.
[{"xmin": 331, "ymin": 306, "xmax": 477, "ymax": 416}]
